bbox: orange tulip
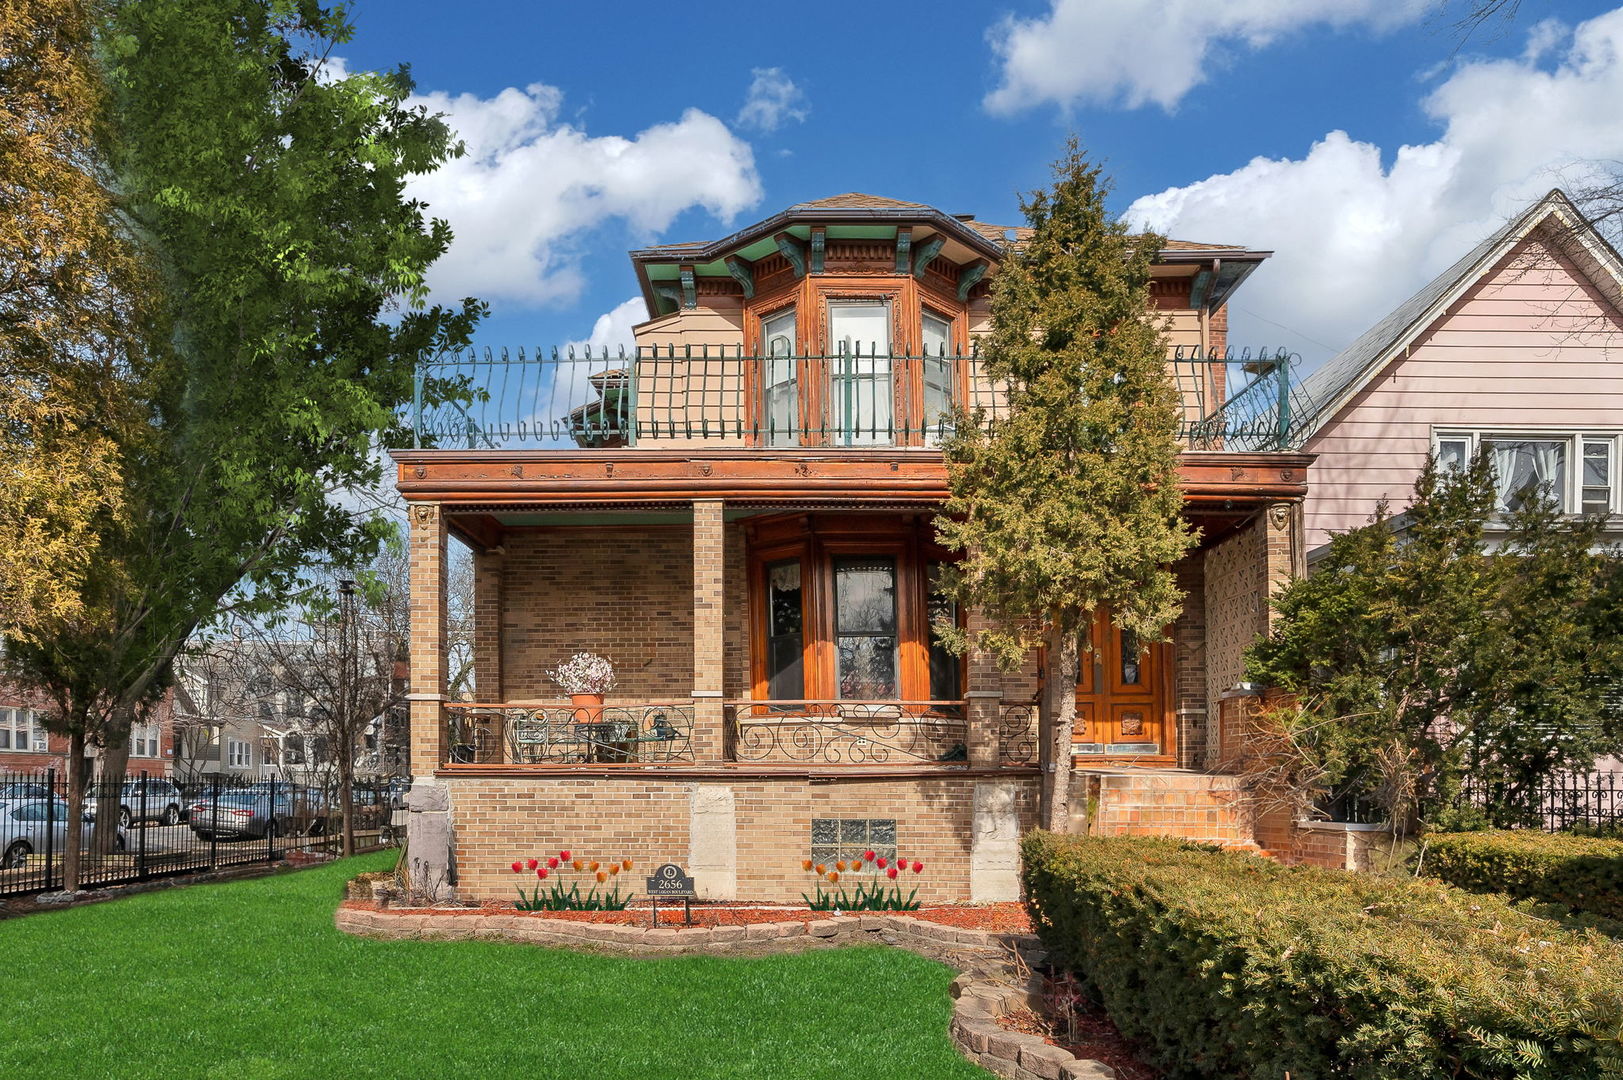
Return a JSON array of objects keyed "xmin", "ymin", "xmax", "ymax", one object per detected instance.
[
  {"xmin": 609, "ymin": 864, "xmax": 620, "ymax": 876},
  {"xmin": 589, "ymin": 861, "xmax": 600, "ymax": 872},
  {"xmin": 572, "ymin": 860, "xmax": 583, "ymax": 871},
  {"xmin": 596, "ymin": 871, "xmax": 608, "ymax": 883},
  {"xmin": 827, "ymin": 871, "xmax": 839, "ymax": 883},
  {"xmin": 851, "ymin": 860, "xmax": 864, "ymax": 872},
  {"xmin": 814, "ymin": 864, "xmax": 827, "ymax": 875},
  {"xmin": 834, "ymin": 860, "xmax": 846, "ymax": 872},
  {"xmin": 802, "ymin": 859, "xmax": 814, "ymax": 871},
  {"xmin": 622, "ymin": 859, "xmax": 633, "ymax": 871}
]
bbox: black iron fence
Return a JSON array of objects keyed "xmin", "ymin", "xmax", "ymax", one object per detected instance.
[
  {"xmin": 0, "ymin": 768, "xmax": 404, "ymax": 897},
  {"xmin": 1454, "ymin": 773, "xmax": 1623, "ymax": 832}
]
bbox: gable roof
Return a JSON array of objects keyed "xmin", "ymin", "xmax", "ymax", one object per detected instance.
[
  {"xmin": 790, "ymin": 193, "xmax": 929, "ymax": 210},
  {"xmin": 1297, "ymin": 189, "xmax": 1623, "ymax": 441}
]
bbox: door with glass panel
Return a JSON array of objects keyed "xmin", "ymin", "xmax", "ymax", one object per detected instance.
[
  {"xmin": 1073, "ymin": 608, "xmax": 1169, "ymax": 759},
  {"xmin": 828, "ymin": 301, "xmax": 893, "ymax": 445}
]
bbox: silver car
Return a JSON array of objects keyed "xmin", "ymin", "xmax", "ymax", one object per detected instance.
[
  {"xmin": 1, "ymin": 798, "xmax": 125, "ymax": 869},
  {"xmin": 187, "ymin": 789, "xmax": 316, "ymax": 841}
]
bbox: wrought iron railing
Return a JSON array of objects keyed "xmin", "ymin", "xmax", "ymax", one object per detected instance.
[
  {"xmin": 443, "ymin": 703, "xmax": 694, "ymax": 766},
  {"xmin": 997, "ymin": 703, "xmax": 1038, "ymax": 766},
  {"xmin": 725, "ymin": 701, "xmax": 968, "ymax": 765},
  {"xmin": 410, "ymin": 345, "xmax": 1309, "ymax": 451}
]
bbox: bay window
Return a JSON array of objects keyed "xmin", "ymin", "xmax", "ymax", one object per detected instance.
[{"xmin": 750, "ymin": 517, "xmax": 962, "ymax": 703}]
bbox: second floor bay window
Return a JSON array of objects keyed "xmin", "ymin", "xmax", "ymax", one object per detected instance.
[{"xmin": 1436, "ymin": 429, "xmax": 1617, "ymax": 515}]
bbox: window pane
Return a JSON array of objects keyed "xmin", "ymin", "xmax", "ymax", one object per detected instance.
[
  {"xmin": 1120, "ymin": 629, "xmax": 1142, "ymax": 686},
  {"xmin": 1584, "ymin": 441, "xmax": 1611, "ymax": 514},
  {"xmin": 830, "ymin": 302, "xmax": 893, "ymax": 446},
  {"xmin": 921, "ymin": 313, "xmax": 954, "ymax": 446},
  {"xmin": 1436, "ymin": 438, "xmax": 1469, "ymax": 472},
  {"xmin": 927, "ymin": 563, "xmax": 961, "ymax": 700},
  {"xmin": 765, "ymin": 559, "xmax": 804, "ymax": 700},
  {"xmin": 763, "ymin": 309, "xmax": 798, "ymax": 447},
  {"xmin": 1484, "ymin": 439, "xmax": 1566, "ymax": 512},
  {"xmin": 834, "ymin": 558, "xmax": 897, "ymax": 699}
]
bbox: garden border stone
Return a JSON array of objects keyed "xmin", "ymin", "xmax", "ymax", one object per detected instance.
[{"xmin": 333, "ymin": 900, "xmax": 1116, "ymax": 1079}]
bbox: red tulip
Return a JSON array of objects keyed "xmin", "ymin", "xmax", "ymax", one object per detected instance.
[
  {"xmin": 536, "ymin": 867, "xmax": 548, "ymax": 880},
  {"xmin": 912, "ymin": 861, "xmax": 924, "ymax": 873},
  {"xmin": 559, "ymin": 850, "xmax": 571, "ymax": 862},
  {"xmin": 887, "ymin": 867, "xmax": 899, "ymax": 880},
  {"xmin": 526, "ymin": 858, "xmax": 538, "ymax": 870},
  {"xmin": 876, "ymin": 857, "xmax": 887, "ymax": 869},
  {"xmin": 547, "ymin": 857, "xmax": 559, "ymax": 869},
  {"xmin": 510, "ymin": 861, "xmax": 523, "ymax": 873},
  {"xmin": 863, "ymin": 850, "xmax": 876, "ymax": 863}
]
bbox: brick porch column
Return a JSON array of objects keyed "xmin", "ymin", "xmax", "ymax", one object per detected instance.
[
  {"xmin": 405, "ymin": 501, "xmax": 454, "ymax": 898},
  {"xmin": 691, "ymin": 499, "xmax": 726, "ymax": 762},
  {"xmin": 964, "ymin": 606, "xmax": 1003, "ymax": 767},
  {"xmin": 407, "ymin": 502, "xmax": 449, "ymax": 775}
]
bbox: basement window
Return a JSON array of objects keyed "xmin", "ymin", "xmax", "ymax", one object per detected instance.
[{"xmin": 810, "ymin": 817, "xmax": 897, "ymax": 866}]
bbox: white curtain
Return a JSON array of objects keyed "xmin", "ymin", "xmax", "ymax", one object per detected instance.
[{"xmin": 1489, "ymin": 439, "xmax": 1565, "ymax": 511}]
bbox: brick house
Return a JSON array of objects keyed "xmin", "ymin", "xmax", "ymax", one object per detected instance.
[
  {"xmin": 395, "ymin": 194, "xmax": 1312, "ymax": 902},
  {"xmin": 0, "ymin": 681, "xmax": 175, "ymax": 781}
]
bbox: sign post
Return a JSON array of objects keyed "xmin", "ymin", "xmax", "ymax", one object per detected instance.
[{"xmin": 645, "ymin": 862, "xmax": 696, "ymax": 927}]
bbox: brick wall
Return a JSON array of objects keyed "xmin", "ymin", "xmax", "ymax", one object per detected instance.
[
  {"xmin": 446, "ymin": 772, "xmax": 1040, "ymax": 903},
  {"xmin": 1171, "ymin": 555, "xmax": 1207, "ymax": 768},
  {"xmin": 496, "ymin": 521, "xmax": 752, "ymax": 703}
]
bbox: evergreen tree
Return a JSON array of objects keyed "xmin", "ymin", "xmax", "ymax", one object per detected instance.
[{"xmin": 937, "ymin": 143, "xmax": 1195, "ymax": 830}]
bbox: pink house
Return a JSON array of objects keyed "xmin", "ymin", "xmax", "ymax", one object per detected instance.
[{"xmin": 1297, "ymin": 189, "xmax": 1623, "ymax": 557}]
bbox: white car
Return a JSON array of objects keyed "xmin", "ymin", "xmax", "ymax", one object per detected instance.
[{"xmin": 1, "ymin": 797, "xmax": 124, "ymax": 869}]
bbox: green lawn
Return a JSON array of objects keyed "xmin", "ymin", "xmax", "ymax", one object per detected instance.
[{"xmin": 0, "ymin": 852, "xmax": 990, "ymax": 1080}]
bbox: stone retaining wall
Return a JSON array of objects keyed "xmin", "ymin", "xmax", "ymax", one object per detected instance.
[{"xmin": 334, "ymin": 901, "xmax": 1115, "ymax": 1080}]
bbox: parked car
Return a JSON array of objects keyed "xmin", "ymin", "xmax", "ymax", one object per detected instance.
[
  {"xmin": 0, "ymin": 781, "xmax": 53, "ymax": 802},
  {"xmin": 187, "ymin": 789, "xmax": 318, "ymax": 841},
  {"xmin": 1, "ymin": 798, "xmax": 125, "ymax": 869},
  {"xmin": 111, "ymin": 778, "xmax": 187, "ymax": 827}
]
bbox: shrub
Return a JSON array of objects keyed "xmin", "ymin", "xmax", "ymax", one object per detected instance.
[
  {"xmin": 1022, "ymin": 831, "xmax": 1623, "ymax": 1080},
  {"xmin": 1424, "ymin": 830, "xmax": 1623, "ymax": 921}
]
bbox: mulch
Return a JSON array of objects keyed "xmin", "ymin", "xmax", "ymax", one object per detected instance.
[
  {"xmin": 366, "ymin": 898, "xmax": 1035, "ymax": 932},
  {"xmin": 1000, "ymin": 1004, "xmax": 1161, "ymax": 1080}
]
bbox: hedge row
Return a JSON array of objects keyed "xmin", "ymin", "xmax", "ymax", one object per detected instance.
[
  {"xmin": 1423, "ymin": 830, "xmax": 1623, "ymax": 921},
  {"xmin": 1021, "ymin": 831, "xmax": 1623, "ymax": 1080}
]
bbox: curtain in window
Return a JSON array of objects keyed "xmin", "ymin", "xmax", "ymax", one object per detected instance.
[{"xmin": 1488, "ymin": 439, "xmax": 1565, "ymax": 512}]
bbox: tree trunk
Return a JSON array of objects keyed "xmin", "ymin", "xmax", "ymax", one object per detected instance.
[
  {"xmin": 92, "ymin": 706, "xmax": 133, "ymax": 855},
  {"xmin": 338, "ymin": 743, "xmax": 355, "ymax": 858},
  {"xmin": 63, "ymin": 730, "xmax": 86, "ymax": 893},
  {"xmin": 1040, "ymin": 622, "xmax": 1080, "ymax": 833}
]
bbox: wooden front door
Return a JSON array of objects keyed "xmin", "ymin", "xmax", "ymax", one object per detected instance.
[{"xmin": 1074, "ymin": 609, "xmax": 1172, "ymax": 761}]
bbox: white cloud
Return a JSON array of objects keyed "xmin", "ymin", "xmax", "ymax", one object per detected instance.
[
  {"xmin": 406, "ymin": 83, "xmax": 763, "ymax": 307},
  {"xmin": 1125, "ymin": 10, "xmax": 1623, "ymax": 365},
  {"xmin": 985, "ymin": 0, "xmax": 1428, "ymax": 113},
  {"xmin": 736, "ymin": 67, "xmax": 809, "ymax": 133},
  {"xmin": 562, "ymin": 297, "xmax": 647, "ymax": 357}
]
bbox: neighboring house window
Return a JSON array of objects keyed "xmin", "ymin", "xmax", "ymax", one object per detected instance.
[
  {"xmin": 228, "ymin": 739, "xmax": 253, "ymax": 769},
  {"xmin": 0, "ymin": 708, "xmax": 46, "ymax": 753},
  {"xmin": 1434, "ymin": 430, "xmax": 1617, "ymax": 515},
  {"xmin": 131, "ymin": 723, "xmax": 160, "ymax": 758}
]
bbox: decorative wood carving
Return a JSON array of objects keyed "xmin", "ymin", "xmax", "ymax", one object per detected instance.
[
  {"xmin": 911, "ymin": 235, "xmax": 945, "ymax": 279},
  {"xmin": 679, "ymin": 264, "xmax": 697, "ymax": 310},
  {"xmin": 894, "ymin": 227, "xmax": 912, "ymax": 274},
  {"xmin": 957, "ymin": 260, "xmax": 988, "ymax": 301},
  {"xmin": 810, "ymin": 226, "xmax": 826, "ymax": 274},
  {"xmin": 773, "ymin": 233, "xmax": 806, "ymax": 278},
  {"xmin": 725, "ymin": 256, "xmax": 755, "ymax": 299}
]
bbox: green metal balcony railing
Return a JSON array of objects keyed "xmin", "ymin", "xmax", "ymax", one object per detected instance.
[{"xmin": 409, "ymin": 345, "xmax": 1310, "ymax": 452}]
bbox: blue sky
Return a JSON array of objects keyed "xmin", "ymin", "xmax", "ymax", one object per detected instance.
[{"xmin": 340, "ymin": 0, "xmax": 1620, "ymax": 370}]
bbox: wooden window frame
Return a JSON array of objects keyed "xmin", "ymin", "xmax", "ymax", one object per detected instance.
[
  {"xmin": 739, "ymin": 271, "xmax": 970, "ymax": 448},
  {"xmin": 746, "ymin": 515, "xmax": 963, "ymax": 702}
]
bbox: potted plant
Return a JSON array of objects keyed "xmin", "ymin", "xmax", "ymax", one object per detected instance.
[{"xmin": 549, "ymin": 652, "xmax": 616, "ymax": 718}]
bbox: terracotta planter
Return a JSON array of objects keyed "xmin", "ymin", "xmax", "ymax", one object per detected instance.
[{"xmin": 569, "ymin": 692, "xmax": 605, "ymax": 721}]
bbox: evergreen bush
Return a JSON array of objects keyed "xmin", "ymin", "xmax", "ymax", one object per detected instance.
[
  {"xmin": 1424, "ymin": 830, "xmax": 1623, "ymax": 921},
  {"xmin": 1021, "ymin": 831, "xmax": 1623, "ymax": 1080}
]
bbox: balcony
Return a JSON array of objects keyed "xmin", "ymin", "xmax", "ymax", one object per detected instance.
[{"xmin": 410, "ymin": 346, "xmax": 1311, "ymax": 453}]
